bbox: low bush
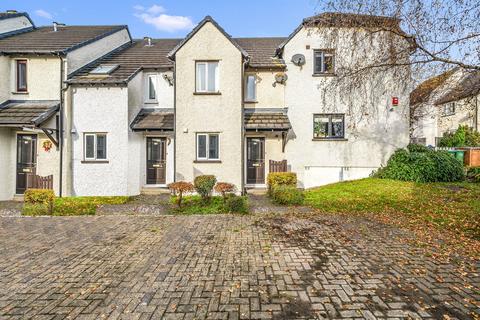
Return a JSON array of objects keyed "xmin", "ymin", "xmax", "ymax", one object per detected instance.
[
  {"xmin": 194, "ymin": 175, "xmax": 217, "ymax": 201},
  {"xmin": 438, "ymin": 125, "xmax": 480, "ymax": 147},
  {"xmin": 23, "ymin": 203, "xmax": 50, "ymax": 216},
  {"xmin": 271, "ymin": 185, "xmax": 305, "ymax": 206},
  {"xmin": 267, "ymin": 172, "xmax": 297, "ymax": 195},
  {"xmin": 52, "ymin": 199, "xmax": 96, "ymax": 216},
  {"xmin": 374, "ymin": 148, "xmax": 465, "ymax": 182},
  {"xmin": 466, "ymin": 167, "xmax": 480, "ymax": 183},
  {"xmin": 214, "ymin": 182, "xmax": 236, "ymax": 202},
  {"xmin": 225, "ymin": 195, "xmax": 248, "ymax": 214},
  {"xmin": 168, "ymin": 181, "xmax": 195, "ymax": 208},
  {"xmin": 169, "ymin": 195, "xmax": 225, "ymax": 215},
  {"xmin": 24, "ymin": 189, "xmax": 55, "ymax": 214}
]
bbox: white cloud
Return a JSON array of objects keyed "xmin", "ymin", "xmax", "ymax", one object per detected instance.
[
  {"xmin": 35, "ymin": 9, "xmax": 53, "ymax": 20},
  {"xmin": 134, "ymin": 4, "xmax": 194, "ymax": 33}
]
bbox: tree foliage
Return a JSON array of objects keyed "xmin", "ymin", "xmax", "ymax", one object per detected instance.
[{"xmin": 168, "ymin": 181, "xmax": 195, "ymax": 208}]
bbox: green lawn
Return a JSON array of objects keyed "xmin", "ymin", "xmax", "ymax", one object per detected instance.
[{"xmin": 305, "ymin": 178, "xmax": 480, "ymax": 240}]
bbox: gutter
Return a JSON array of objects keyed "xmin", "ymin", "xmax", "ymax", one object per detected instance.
[{"xmin": 173, "ymin": 60, "xmax": 177, "ymax": 183}]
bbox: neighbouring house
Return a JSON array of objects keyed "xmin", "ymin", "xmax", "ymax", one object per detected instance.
[
  {"xmin": 0, "ymin": 11, "xmax": 412, "ymax": 199},
  {"xmin": 410, "ymin": 68, "xmax": 480, "ymax": 146},
  {"xmin": 0, "ymin": 13, "xmax": 131, "ymax": 200}
]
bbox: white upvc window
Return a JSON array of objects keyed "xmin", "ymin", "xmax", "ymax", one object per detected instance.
[
  {"xmin": 196, "ymin": 133, "xmax": 219, "ymax": 160},
  {"xmin": 443, "ymin": 102, "xmax": 455, "ymax": 116},
  {"xmin": 84, "ymin": 133, "xmax": 107, "ymax": 161},
  {"xmin": 245, "ymin": 74, "xmax": 256, "ymax": 102},
  {"xmin": 196, "ymin": 61, "xmax": 219, "ymax": 93},
  {"xmin": 313, "ymin": 50, "xmax": 335, "ymax": 75},
  {"xmin": 145, "ymin": 74, "xmax": 158, "ymax": 102}
]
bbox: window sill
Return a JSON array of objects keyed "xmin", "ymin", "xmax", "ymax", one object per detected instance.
[
  {"xmin": 194, "ymin": 160, "xmax": 222, "ymax": 163},
  {"xmin": 194, "ymin": 92, "xmax": 221, "ymax": 95},
  {"xmin": 244, "ymin": 100, "xmax": 258, "ymax": 104},
  {"xmin": 81, "ymin": 160, "xmax": 109, "ymax": 164},
  {"xmin": 12, "ymin": 91, "xmax": 28, "ymax": 94},
  {"xmin": 312, "ymin": 138, "xmax": 348, "ymax": 141},
  {"xmin": 312, "ymin": 73, "xmax": 336, "ymax": 77},
  {"xmin": 144, "ymin": 101, "xmax": 158, "ymax": 104}
]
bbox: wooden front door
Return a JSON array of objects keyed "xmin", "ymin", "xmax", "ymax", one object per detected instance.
[
  {"xmin": 146, "ymin": 137, "xmax": 167, "ymax": 185},
  {"xmin": 246, "ymin": 137, "xmax": 265, "ymax": 184},
  {"xmin": 16, "ymin": 134, "xmax": 37, "ymax": 194}
]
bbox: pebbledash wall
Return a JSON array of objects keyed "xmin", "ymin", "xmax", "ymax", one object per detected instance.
[
  {"xmin": 282, "ymin": 27, "xmax": 411, "ymax": 188},
  {"xmin": 70, "ymin": 69, "xmax": 175, "ymax": 196},
  {"xmin": 174, "ymin": 21, "xmax": 243, "ymax": 188}
]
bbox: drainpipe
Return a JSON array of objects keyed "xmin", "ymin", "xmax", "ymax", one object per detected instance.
[
  {"xmin": 241, "ymin": 57, "xmax": 249, "ymax": 195},
  {"xmin": 476, "ymin": 95, "xmax": 479, "ymax": 131},
  {"xmin": 173, "ymin": 64, "xmax": 176, "ymax": 182},
  {"xmin": 58, "ymin": 55, "xmax": 65, "ymax": 197}
]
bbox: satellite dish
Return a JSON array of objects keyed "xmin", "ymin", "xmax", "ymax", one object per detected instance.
[
  {"xmin": 291, "ymin": 54, "xmax": 306, "ymax": 66},
  {"xmin": 273, "ymin": 72, "xmax": 288, "ymax": 87}
]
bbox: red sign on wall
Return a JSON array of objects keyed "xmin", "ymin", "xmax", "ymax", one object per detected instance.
[{"xmin": 392, "ymin": 97, "xmax": 399, "ymax": 106}]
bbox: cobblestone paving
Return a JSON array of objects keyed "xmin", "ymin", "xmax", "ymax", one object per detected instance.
[{"xmin": 0, "ymin": 214, "xmax": 478, "ymax": 319}]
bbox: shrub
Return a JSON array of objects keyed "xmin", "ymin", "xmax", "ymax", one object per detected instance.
[
  {"xmin": 52, "ymin": 199, "xmax": 96, "ymax": 216},
  {"xmin": 214, "ymin": 182, "xmax": 236, "ymax": 202},
  {"xmin": 168, "ymin": 181, "xmax": 195, "ymax": 208},
  {"xmin": 438, "ymin": 125, "xmax": 480, "ymax": 147},
  {"xmin": 225, "ymin": 195, "xmax": 248, "ymax": 214},
  {"xmin": 374, "ymin": 148, "xmax": 465, "ymax": 182},
  {"xmin": 23, "ymin": 203, "xmax": 50, "ymax": 216},
  {"xmin": 407, "ymin": 143, "xmax": 432, "ymax": 153},
  {"xmin": 267, "ymin": 172, "xmax": 297, "ymax": 195},
  {"xmin": 271, "ymin": 185, "xmax": 305, "ymax": 206},
  {"xmin": 24, "ymin": 189, "xmax": 55, "ymax": 214},
  {"xmin": 194, "ymin": 175, "xmax": 217, "ymax": 201},
  {"xmin": 466, "ymin": 167, "xmax": 480, "ymax": 183}
]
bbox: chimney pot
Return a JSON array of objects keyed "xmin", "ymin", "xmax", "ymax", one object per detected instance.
[{"xmin": 6, "ymin": 10, "xmax": 18, "ymax": 14}]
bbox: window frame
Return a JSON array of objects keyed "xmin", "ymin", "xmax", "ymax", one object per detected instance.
[
  {"xmin": 443, "ymin": 102, "xmax": 455, "ymax": 116},
  {"xmin": 16, "ymin": 59, "xmax": 28, "ymax": 92},
  {"xmin": 83, "ymin": 133, "xmax": 108, "ymax": 161},
  {"xmin": 196, "ymin": 133, "xmax": 220, "ymax": 161},
  {"xmin": 145, "ymin": 73, "xmax": 158, "ymax": 103},
  {"xmin": 313, "ymin": 113, "xmax": 346, "ymax": 140},
  {"xmin": 245, "ymin": 74, "xmax": 257, "ymax": 102},
  {"xmin": 195, "ymin": 61, "xmax": 220, "ymax": 93},
  {"xmin": 313, "ymin": 49, "xmax": 335, "ymax": 75}
]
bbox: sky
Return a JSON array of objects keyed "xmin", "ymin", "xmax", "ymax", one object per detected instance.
[{"xmin": 1, "ymin": 0, "xmax": 320, "ymax": 39}]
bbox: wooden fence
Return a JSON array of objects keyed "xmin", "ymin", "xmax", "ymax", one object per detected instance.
[
  {"xmin": 26, "ymin": 174, "xmax": 54, "ymax": 190},
  {"xmin": 269, "ymin": 160, "xmax": 288, "ymax": 173}
]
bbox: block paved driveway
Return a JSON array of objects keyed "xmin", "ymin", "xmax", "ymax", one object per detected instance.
[{"xmin": 0, "ymin": 214, "xmax": 478, "ymax": 319}]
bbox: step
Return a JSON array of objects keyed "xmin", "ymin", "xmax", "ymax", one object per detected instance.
[
  {"xmin": 13, "ymin": 194, "xmax": 24, "ymax": 202},
  {"xmin": 141, "ymin": 187, "xmax": 170, "ymax": 195}
]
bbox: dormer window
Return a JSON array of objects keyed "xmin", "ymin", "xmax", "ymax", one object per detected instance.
[
  {"xmin": 196, "ymin": 61, "xmax": 219, "ymax": 93},
  {"xmin": 89, "ymin": 64, "xmax": 118, "ymax": 75}
]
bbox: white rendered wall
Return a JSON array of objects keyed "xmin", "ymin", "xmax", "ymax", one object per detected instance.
[
  {"xmin": 0, "ymin": 128, "xmax": 15, "ymax": 200},
  {"xmin": 0, "ymin": 16, "xmax": 32, "ymax": 36}
]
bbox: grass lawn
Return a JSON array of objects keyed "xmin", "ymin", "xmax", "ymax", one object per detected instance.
[
  {"xmin": 305, "ymin": 178, "xmax": 480, "ymax": 241},
  {"xmin": 24, "ymin": 196, "xmax": 131, "ymax": 216}
]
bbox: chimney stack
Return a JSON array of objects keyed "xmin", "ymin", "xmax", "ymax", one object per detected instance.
[
  {"xmin": 144, "ymin": 36, "xmax": 152, "ymax": 46},
  {"xmin": 6, "ymin": 10, "xmax": 18, "ymax": 14},
  {"xmin": 53, "ymin": 22, "xmax": 65, "ymax": 32}
]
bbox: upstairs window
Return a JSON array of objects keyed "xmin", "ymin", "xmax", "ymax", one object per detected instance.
[
  {"xmin": 146, "ymin": 74, "xmax": 158, "ymax": 102},
  {"xmin": 197, "ymin": 133, "xmax": 219, "ymax": 160},
  {"xmin": 313, "ymin": 50, "xmax": 335, "ymax": 75},
  {"xmin": 196, "ymin": 61, "xmax": 219, "ymax": 93},
  {"xmin": 16, "ymin": 60, "xmax": 27, "ymax": 92},
  {"xmin": 84, "ymin": 133, "xmax": 107, "ymax": 161},
  {"xmin": 313, "ymin": 114, "xmax": 345, "ymax": 139},
  {"xmin": 443, "ymin": 102, "xmax": 455, "ymax": 116},
  {"xmin": 245, "ymin": 74, "xmax": 256, "ymax": 102}
]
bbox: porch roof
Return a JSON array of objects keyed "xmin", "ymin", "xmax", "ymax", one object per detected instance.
[
  {"xmin": 0, "ymin": 100, "xmax": 59, "ymax": 127},
  {"xmin": 130, "ymin": 108, "xmax": 174, "ymax": 131},
  {"xmin": 244, "ymin": 109, "xmax": 291, "ymax": 131}
]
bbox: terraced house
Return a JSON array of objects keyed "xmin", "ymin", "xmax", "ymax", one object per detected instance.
[{"xmin": 0, "ymin": 11, "xmax": 411, "ymax": 199}]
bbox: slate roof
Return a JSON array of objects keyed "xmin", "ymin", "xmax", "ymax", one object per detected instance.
[
  {"xmin": 0, "ymin": 100, "xmax": 59, "ymax": 127},
  {"xmin": 277, "ymin": 12, "xmax": 405, "ymax": 54},
  {"xmin": 234, "ymin": 38, "xmax": 286, "ymax": 68},
  {"xmin": 409, "ymin": 69, "xmax": 457, "ymax": 106},
  {"xmin": 69, "ymin": 39, "xmax": 180, "ymax": 85},
  {"xmin": 434, "ymin": 71, "xmax": 480, "ymax": 105},
  {"xmin": 244, "ymin": 109, "xmax": 291, "ymax": 131},
  {"xmin": 130, "ymin": 108, "xmax": 174, "ymax": 131},
  {"xmin": 0, "ymin": 25, "xmax": 128, "ymax": 54}
]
